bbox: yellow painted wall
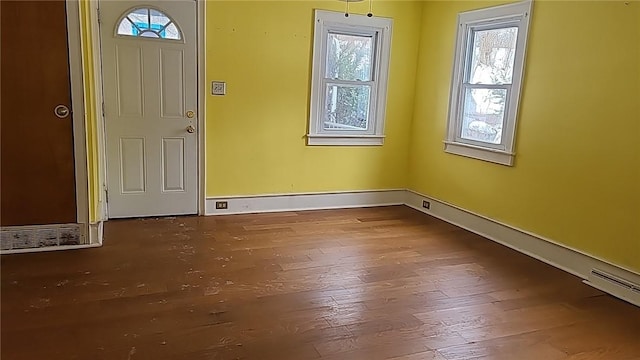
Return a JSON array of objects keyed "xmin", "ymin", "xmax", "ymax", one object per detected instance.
[
  {"xmin": 80, "ymin": 0, "xmax": 638, "ymax": 273},
  {"xmin": 409, "ymin": 1, "xmax": 640, "ymax": 272},
  {"xmin": 205, "ymin": 1, "xmax": 422, "ymax": 196}
]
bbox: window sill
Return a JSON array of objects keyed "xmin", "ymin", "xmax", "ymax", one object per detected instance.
[
  {"xmin": 307, "ymin": 134, "xmax": 385, "ymax": 146},
  {"xmin": 444, "ymin": 141, "xmax": 514, "ymax": 166}
]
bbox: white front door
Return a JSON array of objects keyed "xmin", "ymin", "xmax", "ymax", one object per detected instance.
[{"xmin": 100, "ymin": 1, "xmax": 198, "ymax": 218}]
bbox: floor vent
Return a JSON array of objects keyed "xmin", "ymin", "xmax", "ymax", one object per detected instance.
[
  {"xmin": 1, "ymin": 224, "xmax": 85, "ymax": 252},
  {"xmin": 586, "ymin": 269, "xmax": 640, "ymax": 306}
]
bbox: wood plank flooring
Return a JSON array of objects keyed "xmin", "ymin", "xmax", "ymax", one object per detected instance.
[{"xmin": 2, "ymin": 206, "xmax": 639, "ymax": 359}]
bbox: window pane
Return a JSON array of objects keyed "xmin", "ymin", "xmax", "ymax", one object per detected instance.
[
  {"xmin": 139, "ymin": 31, "xmax": 160, "ymax": 38},
  {"xmin": 460, "ymin": 87, "xmax": 507, "ymax": 144},
  {"xmin": 468, "ymin": 27, "xmax": 518, "ymax": 85},
  {"xmin": 117, "ymin": 19, "xmax": 135, "ymax": 36},
  {"xmin": 163, "ymin": 23, "xmax": 180, "ymax": 40},
  {"xmin": 150, "ymin": 9, "xmax": 171, "ymax": 27},
  {"xmin": 324, "ymin": 84, "xmax": 371, "ymax": 131},
  {"xmin": 127, "ymin": 9, "xmax": 149, "ymax": 27},
  {"xmin": 326, "ymin": 33, "xmax": 373, "ymax": 81},
  {"xmin": 117, "ymin": 8, "xmax": 182, "ymax": 40}
]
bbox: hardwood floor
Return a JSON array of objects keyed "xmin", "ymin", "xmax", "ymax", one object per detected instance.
[{"xmin": 2, "ymin": 206, "xmax": 639, "ymax": 359}]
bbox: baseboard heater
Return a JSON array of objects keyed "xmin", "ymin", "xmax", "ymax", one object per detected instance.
[
  {"xmin": 584, "ymin": 269, "xmax": 640, "ymax": 306},
  {"xmin": 0, "ymin": 223, "xmax": 85, "ymax": 252}
]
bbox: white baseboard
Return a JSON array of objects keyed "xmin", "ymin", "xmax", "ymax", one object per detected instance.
[
  {"xmin": 205, "ymin": 189, "xmax": 405, "ymax": 215},
  {"xmin": 405, "ymin": 190, "xmax": 640, "ymax": 306}
]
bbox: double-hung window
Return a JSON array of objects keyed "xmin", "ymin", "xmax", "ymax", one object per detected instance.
[
  {"xmin": 308, "ymin": 10, "xmax": 393, "ymax": 146},
  {"xmin": 445, "ymin": 1, "xmax": 532, "ymax": 165}
]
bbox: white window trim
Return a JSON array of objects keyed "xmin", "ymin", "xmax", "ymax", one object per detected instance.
[
  {"xmin": 307, "ymin": 10, "xmax": 392, "ymax": 146},
  {"xmin": 444, "ymin": 0, "xmax": 533, "ymax": 166}
]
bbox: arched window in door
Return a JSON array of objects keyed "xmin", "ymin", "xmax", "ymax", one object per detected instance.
[{"xmin": 116, "ymin": 7, "xmax": 182, "ymax": 40}]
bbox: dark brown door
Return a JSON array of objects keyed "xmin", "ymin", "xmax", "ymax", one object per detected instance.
[{"xmin": 1, "ymin": 0, "xmax": 77, "ymax": 226}]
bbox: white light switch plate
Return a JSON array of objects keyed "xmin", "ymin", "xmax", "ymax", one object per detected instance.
[{"xmin": 211, "ymin": 81, "xmax": 226, "ymax": 95}]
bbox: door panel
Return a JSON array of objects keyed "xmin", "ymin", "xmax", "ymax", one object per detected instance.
[
  {"xmin": 0, "ymin": 0, "xmax": 77, "ymax": 226},
  {"xmin": 160, "ymin": 49, "xmax": 185, "ymax": 118},
  {"xmin": 101, "ymin": 1, "xmax": 197, "ymax": 218},
  {"xmin": 162, "ymin": 138, "xmax": 185, "ymax": 192},
  {"xmin": 120, "ymin": 138, "xmax": 146, "ymax": 193},
  {"xmin": 116, "ymin": 45, "xmax": 144, "ymax": 117}
]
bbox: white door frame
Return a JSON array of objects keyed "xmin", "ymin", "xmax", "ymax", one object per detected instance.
[
  {"xmin": 89, "ymin": 0, "xmax": 206, "ymax": 218},
  {"xmin": 83, "ymin": 0, "xmax": 107, "ymax": 223},
  {"xmin": 197, "ymin": 0, "xmax": 206, "ymax": 216},
  {"xmin": 66, "ymin": 0, "xmax": 89, "ymax": 231}
]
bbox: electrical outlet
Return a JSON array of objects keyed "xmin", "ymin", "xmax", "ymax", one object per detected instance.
[
  {"xmin": 211, "ymin": 81, "xmax": 226, "ymax": 95},
  {"xmin": 422, "ymin": 200, "xmax": 430, "ymax": 209},
  {"xmin": 215, "ymin": 201, "xmax": 228, "ymax": 210}
]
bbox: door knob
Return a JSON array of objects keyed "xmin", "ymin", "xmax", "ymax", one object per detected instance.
[
  {"xmin": 54, "ymin": 105, "xmax": 70, "ymax": 118},
  {"xmin": 186, "ymin": 125, "xmax": 196, "ymax": 133}
]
